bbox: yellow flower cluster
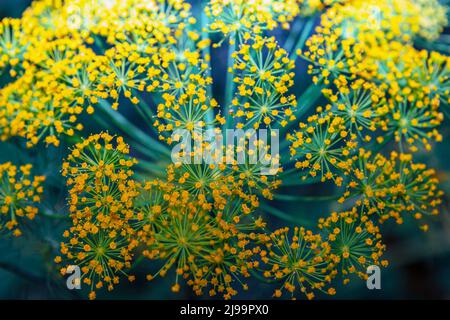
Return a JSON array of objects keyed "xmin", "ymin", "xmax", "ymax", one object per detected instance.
[
  {"xmin": 288, "ymin": 109, "xmax": 356, "ymax": 184},
  {"xmin": 141, "ymin": 185, "xmax": 263, "ymax": 299},
  {"xmin": 56, "ymin": 133, "xmax": 275, "ymax": 299},
  {"xmin": 298, "ymin": 0, "xmax": 347, "ymax": 17},
  {"xmin": 413, "ymin": 0, "xmax": 448, "ymax": 41},
  {"xmin": 0, "ymin": 0, "xmax": 209, "ymax": 146},
  {"xmin": 260, "ymin": 226, "xmax": 336, "ymax": 299},
  {"xmin": 0, "ymin": 29, "xmax": 94, "ymax": 146},
  {"xmin": 0, "ymin": 18, "xmax": 26, "ymax": 71},
  {"xmin": 323, "ymin": 79, "xmax": 385, "ymax": 141},
  {"xmin": 0, "ymin": 162, "xmax": 45, "ymax": 236},
  {"xmin": 167, "ymin": 160, "xmax": 280, "ymax": 211},
  {"xmin": 0, "ymin": 0, "xmax": 446, "ymax": 301},
  {"xmin": 318, "ymin": 208, "xmax": 388, "ymax": 283},
  {"xmin": 293, "ymin": 0, "xmax": 447, "ymax": 220},
  {"xmin": 231, "ymin": 36, "xmax": 297, "ymax": 129},
  {"xmin": 205, "ymin": 0, "xmax": 300, "ymax": 44},
  {"xmin": 340, "ymin": 149, "xmax": 443, "ymax": 228},
  {"xmin": 299, "ymin": 0, "xmax": 449, "ymax": 152},
  {"xmin": 55, "ymin": 137, "xmax": 391, "ymax": 300},
  {"xmin": 57, "ymin": 133, "xmax": 139, "ymax": 299}
]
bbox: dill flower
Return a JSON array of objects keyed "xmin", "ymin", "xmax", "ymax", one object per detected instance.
[
  {"xmin": 4, "ymin": 0, "xmax": 449, "ymax": 301},
  {"xmin": 167, "ymin": 138, "xmax": 281, "ymax": 208},
  {"xmin": 0, "ymin": 18, "xmax": 27, "ymax": 77},
  {"xmin": 0, "ymin": 73, "xmax": 83, "ymax": 147},
  {"xmin": 318, "ymin": 208, "xmax": 388, "ymax": 283},
  {"xmin": 146, "ymin": 47, "xmax": 212, "ymax": 98},
  {"xmin": 259, "ymin": 227, "xmax": 336, "ymax": 299},
  {"xmin": 288, "ymin": 109, "xmax": 356, "ymax": 184},
  {"xmin": 339, "ymin": 149, "xmax": 395, "ymax": 222},
  {"xmin": 0, "ymin": 36, "xmax": 101, "ymax": 146},
  {"xmin": 58, "ymin": 132, "xmax": 139, "ymax": 299},
  {"xmin": 22, "ymin": 0, "xmax": 193, "ymax": 45},
  {"xmin": 67, "ymin": 176, "xmax": 138, "ymax": 229},
  {"xmin": 167, "ymin": 162, "xmax": 239, "ymax": 216},
  {"xmin": 325, "ymin": 0, "xmax": 418, "ymax": 42},
  {"xmin": 299, "ymin": 25, "xmax": 366, "ymax": 85},
  {"xmin": 300, "ymin": 0, "xmax": 448, "ymax": 89},
  {"xmin": 363, "ymin": 44, "xmax": 448, "ymax": 108},
  {"xmin": 414, "ymin": 51, "xmax": 449, "ymax": 107},
  {"xmin": 411, "ymin": 0, "xmax": 448, "ymax": 41},
  {"xmin": 131, "ymin": 180, "xmax": 173, "ymax": 236},
  {"xmin": 314, "ymin": 2, "xmax": 448, "ymax": 111},
  {"xmin": 0, "ymin": 0, "xmax": 201, "ymax": 147},
  {"xmin": 167, "ymin": 163, "xmax": 225, "ymax": 197},
  {"xmin": 99, "ymin": 38, "xmax": 211, "ymax": 110},
  {"xmin": 62, "ymin": 132, "xmax": 137, "ymax": 188},
  {"xmin": 62, "ymin": 132, "xmax": 139, "ymax": 235},
  {"xmin": 57, "ymin": 220, "xmax": 137, "ymax": 300},
  {"xmin": 321, "ymin": 0, "xmax": 446, "ymax": 44},
  {"xmin": 324, "ymin": 79, "xmax": 385, "ymax": 141},
  {"xmin": 190, "ymin": 220, "xmax": 263, "ymax": 299},
  {"xmin": 215, "ymin": 185, "xmax": 261, "ymax": 217},
  {"xmin": 97, "ymin": 43, "xmax": 150, "ymax": 107},
  {"xmin": 96, "ymin": 0, "xmax": 195, "ymax": 46},
  {"xmin": 141, "ymin": 190, "xmax": 255, "ymax": 299},
  {"xmin": 340, "ymin": 45, "xmax": 447, "ymax": 151},
  {"xmin": 341, "ymin": 150, "xmax": 443, "ymax": 226},
  {"xmin": 0, "ymin": 162, "xmax": 45, "ymax": 237},
  {"xmin": 205, "ymin": 0, "xmax": 299, "ymax": 45},
  {"xmin": 228, "ymin": 153, "xmax": 282, "ymax": 200},
  {"xmin": 388, "ymin": 153, "xmax": 443, "ymax": 224},
  {"xmin": 231, "ymin": 36, "xmax": 297, "ymax": 129},
  {"xmin": 80, "ymin": 0, "xmax": 207, "ymax": 116},
  {"xmin": 298, "ymin": 0, "xmax": 347, "ymax": 17},
  {"xmin": 379, "ymin": 100, "xmax": 443, "ymax": 152},
  {"xmin": 188, "ymin": 214, "xmax": 260, "ymax": 299},
  {"xmin": 154, "ymin": 92, "xmax": 220, "ymax": 140}
]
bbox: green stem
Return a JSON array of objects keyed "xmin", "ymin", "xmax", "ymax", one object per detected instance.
[
  {"xmin": 93, "ymin": 35, "xmax": 106, "ymax": 53},
  {"xmin": 273, "ymin": 193, "xmax": 342, "ymax": 202},
  {"xmin": 249, "ymin": 269, "xmax": 279, "ymax": 284},
  {"xmin": 280, "ymin": 81, "xmax": 324, "ymax": 139},
  {"xmin": 41, "ymin": 207, "xmax": 70, "ymax": 220},
  {"xmin": 92, "ymin": 113, "xmax": 161, "ymax": 161},
  {"xmin": 135, "ymin": 98, "xmax": 158, "ymax": 135},
  {"xmin": 97, "ymin": 100, "xmax": 170, "ymax": 157},
  {"xmin": 283, "ymin": 18, "xmax": 304, "ymax": 53},
  {"xmin": 260, "ymin": 203, "xmax": 315, "ymax": 227},
  {"xmin": 131, "ymin": 254, "xmax": 146, "ymax": 270},
  {"xmin": 135, "ymin": 159, "xmax": 168, "ymax": 177},
  {"xmin": 290, "ymin": 17, "xmax": 316, "ymax": 61}
]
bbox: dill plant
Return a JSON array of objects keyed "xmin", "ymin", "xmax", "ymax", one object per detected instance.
[{"xmin": 0, "ymin": 0, "xmax": 448, "ymax": 300}]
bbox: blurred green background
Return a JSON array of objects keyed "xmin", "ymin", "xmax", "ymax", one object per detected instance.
[{"xmin": 1, "ymin": 0, "xmax": 450, "ymax": 300}]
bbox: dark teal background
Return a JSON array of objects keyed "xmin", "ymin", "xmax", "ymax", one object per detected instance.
[{"xmin": 1, "ymin": 0, "xmax": 450, "ymax": 300}]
